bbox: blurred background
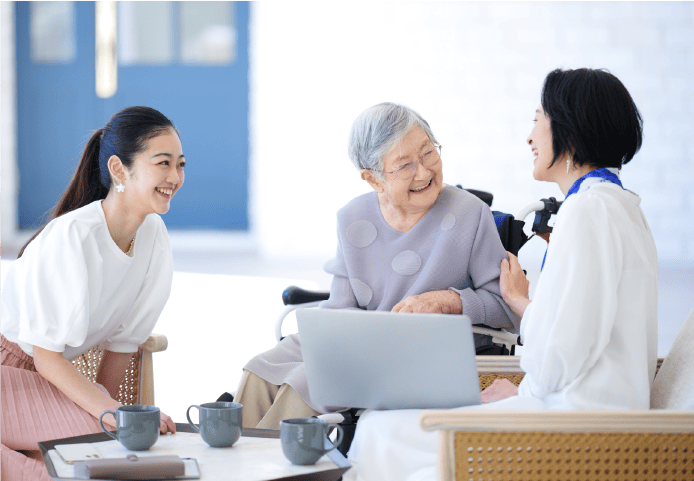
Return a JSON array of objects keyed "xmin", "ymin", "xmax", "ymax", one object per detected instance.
[{"xmin": 1, "ymin": 2, "xmax": 693, "ymax": 420}]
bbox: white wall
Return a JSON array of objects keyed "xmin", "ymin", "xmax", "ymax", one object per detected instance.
[
  {"xmin": 1, "ymin": 2, "xmax": 18, "ymax": 248},
  {"xmin": 250, "ymin": 1, "xmax": 694, "ymax": 266}
]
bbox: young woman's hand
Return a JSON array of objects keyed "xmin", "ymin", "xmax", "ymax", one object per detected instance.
[
  {"xmin": 500, "ymin": 252, "xmax": 531, "ymax": 317},
  {"xmin": 480, "ymin": 378, "xmax": 518, "ymax": 403},
  {"xmin": 32, "ymin": 346, "xmax": 122, "ymax": 424},
  {"xmin": 160, "ymin": 412, "xmax": 177, "ymax": 434},
  {"xmin": 95, "ymin": 350, "xmax": 176, "ymax": 434}
]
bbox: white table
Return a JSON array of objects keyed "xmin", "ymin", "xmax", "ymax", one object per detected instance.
[{"xmin": 39, "ymin": 425, "xmax": 350, "ymax": 480}]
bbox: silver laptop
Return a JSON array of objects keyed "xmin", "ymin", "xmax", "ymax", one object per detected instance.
[{"xmin": 297, "ymin": 308, "xmax": 481, "ymax": 410}]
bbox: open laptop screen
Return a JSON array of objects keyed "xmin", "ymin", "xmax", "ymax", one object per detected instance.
[{"xmin": 297, "ymin": 309, "xmax": 481, "ymax": 410}]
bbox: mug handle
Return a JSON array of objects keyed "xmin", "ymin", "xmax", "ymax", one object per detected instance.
[
  {"xmin": 325, "ymin": 423, "xmax": 344, "ymax": 452},
  {"xmin": 99, "ymin": 411, "xmax": 118, "ymax": 441},
  {"xmin": 186, "ymin": 405, "xmax": 201, "ymax": 433}
]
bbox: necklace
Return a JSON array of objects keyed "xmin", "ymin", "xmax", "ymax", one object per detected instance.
[{"xmin": 126, "ymin": 234, "xmax": 136, "ymax": 257}]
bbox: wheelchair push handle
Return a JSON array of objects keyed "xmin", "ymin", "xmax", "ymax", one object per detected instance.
[
  {"xmin": 532, "ymin": 197, "xmax": 562, "ymax": 235},
  {"xmin": 282, "ymin": 286, "xmax": 330, "ymax": 306}
]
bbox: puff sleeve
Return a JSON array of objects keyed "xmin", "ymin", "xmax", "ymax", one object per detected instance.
[
  {"xmin": 11, "ymin": 220, "xmax": 100, "ymax": 354},
  {"xmin": 450, "ymin": 205, "xmax": 520, "ymax": 332},
  {"xmin": 319, "ymin": 227, "xmax": 360, "ymax": 310}
]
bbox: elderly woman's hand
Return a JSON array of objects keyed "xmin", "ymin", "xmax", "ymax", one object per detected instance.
[
  {"xmin": 392, "ymin": 290, "xmax": 462, "ymax": 314},
  {"xmin": 480, "ymin": 378, "xmax": 518, "ymax": 403},
  {"xmin": 500, "ymin": 252, "xmax": 531, "ymax": 318}
]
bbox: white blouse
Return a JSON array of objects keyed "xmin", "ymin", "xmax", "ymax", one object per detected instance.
[
  {"xmin": 344, "ymin": 178, "xmax": 660, "ymax": 481},
  {"xmin": 517, "ymin": 178, "xmax": 659, "ymax": 410},
  {"xmin": 1, "ymin": 200, "xmax": 173, "ymax": 360}
]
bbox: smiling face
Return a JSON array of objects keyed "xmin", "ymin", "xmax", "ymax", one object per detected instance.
[
  {"xmin": 368, "ymin": 126, "xmax": 444, "ymax": 215},
  {"xmin": 527, "ymin": 105, "xmax": 566, "ymax": 183},
  {"xmin": 123, "ymin": 129, "xmax": 185, "ymax": 216}
]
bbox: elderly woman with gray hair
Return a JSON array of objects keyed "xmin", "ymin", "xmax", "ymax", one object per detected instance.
[{"xmin": 233, "ymin": 102, "xmax": 520, "ymax": 429}]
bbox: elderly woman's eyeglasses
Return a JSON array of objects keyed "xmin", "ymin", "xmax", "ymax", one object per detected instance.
[{"xmin": 377, "ymin": 144, "xmax": 442, "ymax": 181}]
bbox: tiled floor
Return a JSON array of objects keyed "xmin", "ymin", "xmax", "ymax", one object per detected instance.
[{"xmin": 1, "ymin": 233, "xmax": 692, "ymax": 424}]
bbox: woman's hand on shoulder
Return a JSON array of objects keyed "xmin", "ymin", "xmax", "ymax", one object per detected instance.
[
  {"xmin": 392, "ymin": 290, "xmax": 462, "ymax": 314},
  {"xmin": 480, "ymin": 378, "xmax": 518, "ymax": 403},
  {"xmin": 500, "ymin": 252, "xmax": 531, "ymax": 317}
]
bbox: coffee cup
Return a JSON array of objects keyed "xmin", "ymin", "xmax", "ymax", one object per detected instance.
[
  {"xmin": 99, "ymin": 405, "xmax": 160, "ymax": 451},
  {"xmin": 280, "ymin": 418, "xmax": 344, "ymax": 465},
  {"xmin": 186, "ymin": 402, "xmax": 242, "ymax": 448}
]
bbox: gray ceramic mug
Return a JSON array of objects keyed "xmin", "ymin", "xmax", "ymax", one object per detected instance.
[
  {"xmin": 280, "ymin": 418, "xmax": 344, "ymax": 465},
  {"xmin": 99, "ymin": 405, "xmax": 160, "ymax": 451},
  {"xmin": 186, "ymin": 402, "xmax": 242, "ymax": 448}
]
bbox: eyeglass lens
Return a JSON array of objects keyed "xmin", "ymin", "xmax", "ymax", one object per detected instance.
[{"xmin": 396, "ymin": 145, "xmax": 441, "ymax": 180}]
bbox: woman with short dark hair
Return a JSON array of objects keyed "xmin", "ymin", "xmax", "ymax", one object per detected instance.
[
  {"xmin": 539, "ymin": 67, "xmax": 642, "ymax": 171},
  {"xmin": 345, "ymin": 69, "xmax": 658, "ymax": 481},
  {"xmin": 1, "ymin": 107, "xmax": 183, "ymax": 480},
  {"xmin": 486, "ymin": 67, "xmax": 656, "ymax": 408}
]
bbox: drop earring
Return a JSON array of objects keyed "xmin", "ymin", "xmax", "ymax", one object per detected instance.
[
  {"xmin": 116, "ymin": 183, "xmax": 125, "ymax": 193},
  {"xmin": 566, "ymin": 157, "xmax": 571, "ymax": 174}
]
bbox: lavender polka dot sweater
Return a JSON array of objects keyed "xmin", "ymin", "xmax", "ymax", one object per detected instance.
[
  {"xmin": 243, "ymin": 185, "xmax": 519, "ymax": 413},
  {"xmin": 320, "ymin": 184, "xmax": 519, "ymax": 333}
]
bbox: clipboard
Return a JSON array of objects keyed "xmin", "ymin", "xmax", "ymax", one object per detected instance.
[{"xmin": 72, "ymin": 455, "xmax": 200, "ymax": 480}]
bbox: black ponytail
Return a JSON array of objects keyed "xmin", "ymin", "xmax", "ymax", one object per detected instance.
[
  {"xmin": 56, "ymin": 128, "xmax": 110, "ymax": 218},
  {"xmin": 18, "ymin": 107, "xmax": 178, "ymax": 258}
]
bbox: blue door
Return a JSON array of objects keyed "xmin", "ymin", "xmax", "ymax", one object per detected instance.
[{"xmin": 16, "ymin": 1, "xmax": 249, "ymax": 230}]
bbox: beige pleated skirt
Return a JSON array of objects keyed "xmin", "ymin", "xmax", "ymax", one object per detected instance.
[{"xmin": 1, "ymin": 335, "xmax": 106, "ymax": 481}]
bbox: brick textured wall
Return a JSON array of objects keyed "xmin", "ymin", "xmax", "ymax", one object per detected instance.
[{"xmin": 251, "ymin": 1, "xmax": 694, "ymax": 267}]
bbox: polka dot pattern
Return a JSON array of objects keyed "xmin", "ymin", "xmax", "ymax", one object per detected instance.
[
  {"xmin": 391, "ymin": 250, "xmax": 422, "ymax": 276},
  {"xmin": 346, "ymin": 220, "xmax": 377, "ymax": 248},
  {"xmin": 350, "ymin": 278, "xmax": 373, "ymax": 307},
  {"xmin": 441, "ymin": 213, "xmax": 456, "ymax": 231}
]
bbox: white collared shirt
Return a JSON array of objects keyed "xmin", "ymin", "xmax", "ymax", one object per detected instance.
[{"xmin": 518, "ymin": 180, "xmax": 658, "ymax": 409}]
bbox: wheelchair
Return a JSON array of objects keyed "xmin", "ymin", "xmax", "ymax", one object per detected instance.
[
  {"xmin": 272, "ymin": 187, "xmax": 563, "ymax": 455},
  {"xmin": 275, "ymin": 188, "xmax": 562, "ymax": 352}
]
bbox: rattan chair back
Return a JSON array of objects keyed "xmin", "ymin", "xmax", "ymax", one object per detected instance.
[
  {"xmin": 72, "ymin": 346, "xmax": 141, "ymax": 405},
  {"xmin": 455, "ymin": 430, "xmax": 694, "ymax": 481}
]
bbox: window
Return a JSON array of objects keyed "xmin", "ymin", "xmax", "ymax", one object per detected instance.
[
  {"xmin": 31, "ymin": 2, "xmax": 76, "ymax": 64},
  {"xmin": 180, "ymin": 2, "xmax": 236, "ymax": 64},
  {"xmin": 117, "ymin": 1, "xmax": 236, "ymax": 66},
  {"xmin": 118, "ymin": 1, "xmax": 172, "ymax": 65}
]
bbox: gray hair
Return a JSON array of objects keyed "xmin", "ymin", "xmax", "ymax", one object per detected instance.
[{"xmin": 348, "ymin": 102, "xmax": 438, "ymax": 178}]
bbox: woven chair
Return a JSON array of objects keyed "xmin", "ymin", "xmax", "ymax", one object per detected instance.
[
  {"xmin": 421, "ymin": 408, "xmax": 694, "ymax": 481},
  {"xmin": 422, "ymin": 355, "xmax": 694, "ymax": 481},
  {"xmin": 71, "ymin": 334, "xmax": 168, "ymax": 406}
]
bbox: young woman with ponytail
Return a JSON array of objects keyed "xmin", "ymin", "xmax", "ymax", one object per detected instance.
[{"xmin": 1, "ymin": 106, "xmax": 185, "ymax": 480}]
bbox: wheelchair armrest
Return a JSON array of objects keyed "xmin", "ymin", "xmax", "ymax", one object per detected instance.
[
  {"xmin": 471, "ymin": 326, "xmax": 521, "ymax": 352},
  {"xmin": 282, "ymin": 285, "xmax": 331, "ymax": 306}
]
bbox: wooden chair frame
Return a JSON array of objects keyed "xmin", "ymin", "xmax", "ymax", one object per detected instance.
[{"xmin": 421, "ymin": 356, "xmax": 693, "ymax": 481}]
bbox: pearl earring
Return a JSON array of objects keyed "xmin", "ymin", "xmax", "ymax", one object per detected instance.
[{"xmin": 116, "ymin": 183, "xmax": 125, "ymax": 193}]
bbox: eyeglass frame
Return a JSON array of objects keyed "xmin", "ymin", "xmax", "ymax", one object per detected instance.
[{"xmin": 374, "ymin": 143, "xmax": 442, "ymax": 180}]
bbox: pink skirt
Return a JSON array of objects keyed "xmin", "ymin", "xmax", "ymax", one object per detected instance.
[{"xmin": 1, "ymin": 335, "xmax": 106, "ymax": 481}]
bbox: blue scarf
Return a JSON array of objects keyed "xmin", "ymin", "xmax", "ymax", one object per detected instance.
[{"xmin": 541, "ymin": 168, "xmax": 623, "ymax": 271}]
